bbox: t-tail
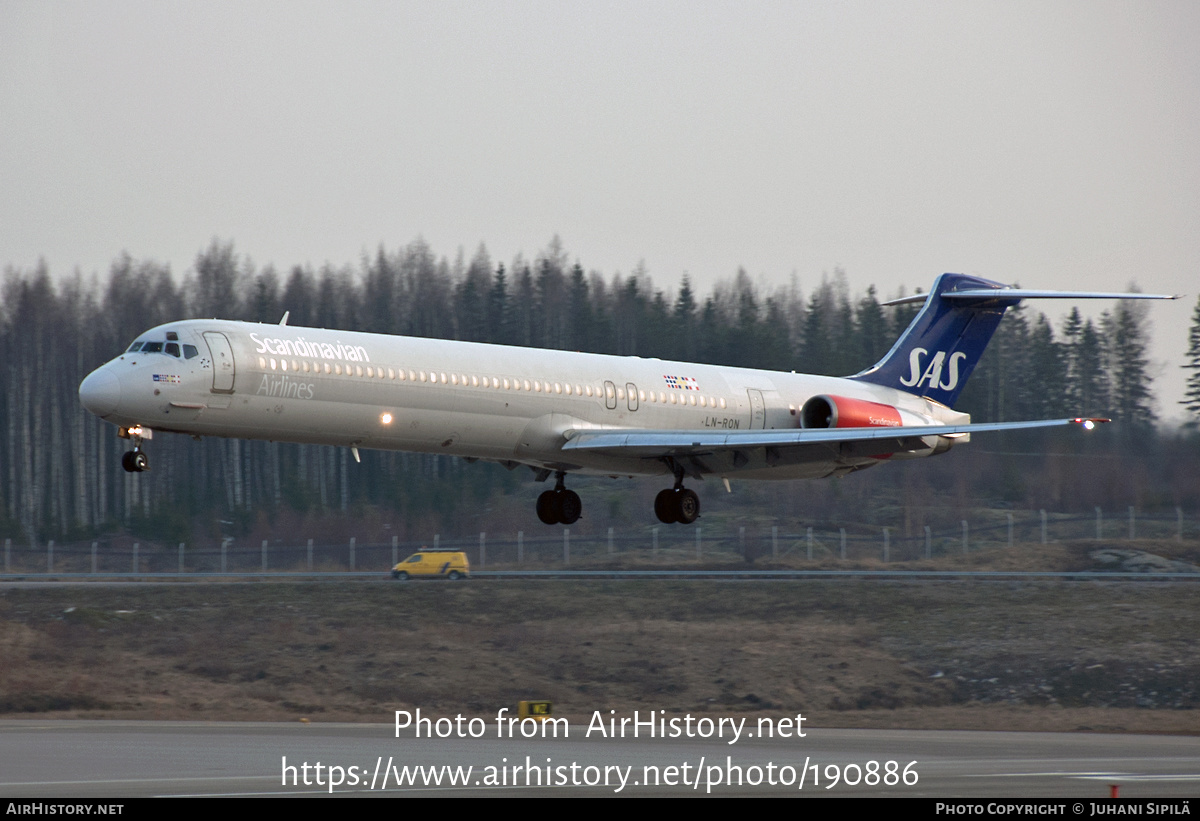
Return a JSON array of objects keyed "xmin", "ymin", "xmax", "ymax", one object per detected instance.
[{"xmin": 849, "ymin": 273, "xmax": 1179, "ymax": 409}]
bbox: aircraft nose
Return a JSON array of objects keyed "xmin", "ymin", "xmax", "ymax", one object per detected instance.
[{"xmin": 79, "ymin": 368, "xmax": 121, "ymax": 418}]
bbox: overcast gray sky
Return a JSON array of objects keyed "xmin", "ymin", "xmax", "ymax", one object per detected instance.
[{"xmin": 3, "ymin": 1, "xmax": 1197, "ymax": 419}]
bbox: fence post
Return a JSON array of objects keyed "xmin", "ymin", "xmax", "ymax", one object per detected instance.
[
  {"xmin": 4, "ymin": 538, "xmax": 9, "ymax": 573},
  {"xmin": 1096, "ymin": 507, "xmax": 1103, "ymax": 540},
  {"xmin": 1178, "ymin": 507, "xmax": 1185, "ymax": 543},
  {"xmin": 653, "ymin": 527, "xmax": 658, "ymax": 556},
  {"xmin": 880, "ymin": 528, "xmax": 888, "ymax": 562},
  {"xmin": 307, "ymin": 538, "xmax": 314, "ymax": 571},
  {"xmin": 1128, "ymin": 506, "xmax": 1135, "ymax": 541},
  {"xmin": 924, "ymin": 526, "xmax": 931, "ymax": 560},
  {"xmin": 739, "ymin": 527, "xmax": 745, "ymax": 557},
  {"xmin": 91, "ymin": 541, "xmax": 98, "ymax": 574},
  {"xmin": 807, "ymin": 527, "xmax": 814, "ymax": 560},
  {"xmin": 518, "ymin": 530, "xmax": 524, "ymax": 566},
  {"xmin": 840, "ymin": 528, "xmax": 846, "ymax": 560},
  {"xmin": 349, "ymin": 537, "xmax": 356, "ymax": 571},
  {"xmin": 47, "ymin": 540, "xmax": 54, "ymax": 573},
  {"xmin": 962, "ymin": 520, "xmax": 968, "ymax": 554},
  {"xmin": 608, "ymin": 527, "xmax": 614, "ymax": 556},
  {"xmin": 695, "ymin": 526, "xmax": 702, "ymax": 560},
  {"xmin": 221, "ymin": 538, "xmax": 229, "ymax": 573},
  {"xmin": 1040, "ymin": 510, "xmax": 1047, "ymax": 545},
  {"xmin": 434, "ymin": 534, "xmax": 440, "ymax": 550},
  {"xmin": 392, "ymin": 535, "xmax": 398, "ymax": 567},
  {"xmin": 262, "ymin": 540, "xmax": 268, "ymax": 572},
  {"xmin": 1007, "ymin": 513, "xmax": 1014, "ymax": 548},
  {"xmin": 563, "ymin": 529, "xmax": 570, "ymax": 567},
  {"xmin": 480, "ymin": 532, "xmax": 486, "ymax": 569},
  {"xmin": 179, "ymin": 542, "xmax": 185, "ymax": 573},
  {"xmin": 772, "ymin": 526, "xmax": 778, "ymax": 558},
  {"xmin": 133, "ymin": 542, "xmax": 139, "ymax": 574}
]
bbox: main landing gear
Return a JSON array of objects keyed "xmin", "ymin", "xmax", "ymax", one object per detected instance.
[
  {"xmin": 654, "ymin": 487, "xmax": 700, "ymax": 524},
  {"xmin": 654, "ymin": 461, "xmax": 700, "ymax": 524},
  {"xmin": 536, "ymin": 471, "xmax": 582, "ymax": 525}
]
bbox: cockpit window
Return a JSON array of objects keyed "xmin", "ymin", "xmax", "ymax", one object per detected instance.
[
  {"xmin": 165, "ymin": 342, "xmax": 180, "ymax": 357},
  {"xmin": 127, "ymin": 341, "xmax": 145, "ymax": 352},
  {"xmin": 183, "ymin": 344, "xmax": 199, "ymax": 359},
  {"xmin": 142, "ymin": 341, "xmax": 164, "ymax": 354}
]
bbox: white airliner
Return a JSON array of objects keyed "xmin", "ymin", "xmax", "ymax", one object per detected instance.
[{"xmin": 78, "ymin": 273, "xmax": 1175, "ymax": 525}]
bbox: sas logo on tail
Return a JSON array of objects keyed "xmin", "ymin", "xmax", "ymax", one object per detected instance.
[{"xmin": 899, "ymin": 348, "xmax": 968, "ymax": 391}]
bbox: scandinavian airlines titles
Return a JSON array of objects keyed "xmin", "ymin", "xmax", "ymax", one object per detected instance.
[{"xmin": 250, "ymin": 332, "xmax": 371, "ymax": 363}]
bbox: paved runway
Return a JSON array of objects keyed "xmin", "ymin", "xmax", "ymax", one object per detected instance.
[{"xmin": 1, "ymin": 720, "xmax": 1197, "ymax": 797}]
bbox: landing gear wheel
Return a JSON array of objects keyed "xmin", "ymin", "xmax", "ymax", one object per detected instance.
[
  {"xmin": 556, "ymin": 490, "xmax": 582, "ymax": 524},
  {"xmin": 121, "ymin": 451, "xmax": 149, "ymax": 473},
  {"xmin": 536, "ymin": 490, "xmax": 559, "ymax": 525},
  {"xmin": 654, "ymin": 489, "xmax": 679, "ymax": 523},
  {"xmin": 676, "ymin": 489, "xmax": 700, "ymax": 524}
]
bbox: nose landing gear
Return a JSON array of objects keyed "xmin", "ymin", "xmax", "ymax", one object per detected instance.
[
  {"xmin": 119, "ymin": 426, "xmax": 151, "ymax": 473},
  {"xmin": 536, "ymin": 471, "xmax": 582, "ymax": 525}
]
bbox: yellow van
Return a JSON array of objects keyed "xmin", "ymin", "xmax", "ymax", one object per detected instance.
[{"xmin": 391, "ymin": 550, "xmax": 470, "ymax": 580}]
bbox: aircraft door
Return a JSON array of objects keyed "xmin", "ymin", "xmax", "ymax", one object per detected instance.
[
  {"xmin": 747, "ymin": 389, "xmax": 766, "ymax": 429},
  {"xmin": 203, "ymin": 332, "xmax": 236, "ymax": 393},
  {"xmin": 603, "ymin": 380, "xmax": 617, "ymax": 410},
  {"xmin": 626, "ymin": 382, "xmax": 639, "ymax": 411}
]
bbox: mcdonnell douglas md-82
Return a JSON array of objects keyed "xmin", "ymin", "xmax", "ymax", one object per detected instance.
[{"xmin": 78, "ymin": 274, "xmax": 1175, "ymax": 525}]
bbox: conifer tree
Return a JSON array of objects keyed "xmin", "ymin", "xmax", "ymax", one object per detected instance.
[
  {"xmin": 1182, "ymin": 295, "xmax": 1200, "ymax": 425},
  {"xmin": 1106, "ymin": 298, "xmax": 1156, "ymax": 427}
]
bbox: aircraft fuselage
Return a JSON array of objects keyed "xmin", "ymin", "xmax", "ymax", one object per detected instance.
[{"xmin": 79, "ymin": 318, "xmax": 963, "ymax": 481}]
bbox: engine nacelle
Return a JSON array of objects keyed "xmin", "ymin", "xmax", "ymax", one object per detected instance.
[{"xmin": 800, "ymin": 394, "xmax": 934, "ymax": 429}]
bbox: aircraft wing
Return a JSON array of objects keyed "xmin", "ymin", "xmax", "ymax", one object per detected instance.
[{"xmin": 562, "ymin": 417, "xmax": 1106, "ymax": 460}]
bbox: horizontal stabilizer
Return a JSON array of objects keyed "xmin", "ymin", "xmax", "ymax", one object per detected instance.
[{"xmin": 883, "ymin": 288, "xmax": 1179, "ymax": 307}]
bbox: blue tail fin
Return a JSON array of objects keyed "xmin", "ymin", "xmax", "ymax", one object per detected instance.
[{"xmin": 850, "ymin": 273, "xmax": 1021, "ymax": 408}]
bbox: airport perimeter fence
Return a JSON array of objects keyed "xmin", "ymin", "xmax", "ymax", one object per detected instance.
[{"xmin": 2, "ymin": 506, "xmax": 1197, "ymax": 575}]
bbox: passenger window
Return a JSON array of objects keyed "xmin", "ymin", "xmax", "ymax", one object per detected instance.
[{"xmin": 184, "ymin": 344, "xmax": 199, "ymax": 359}]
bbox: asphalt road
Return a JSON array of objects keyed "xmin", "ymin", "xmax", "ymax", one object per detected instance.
[{"xmin": 1, "ymin": 720, "xmax": 1197, "ymax": 798}]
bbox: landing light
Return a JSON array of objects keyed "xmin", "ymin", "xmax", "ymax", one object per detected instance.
[
  {"xmin": 1082, "ymin": 419, "xmax": 1095, "ymax": 431},
  {"xmin": 380, "ymin": 413, "xmax": 393, "ymax": 425}
]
